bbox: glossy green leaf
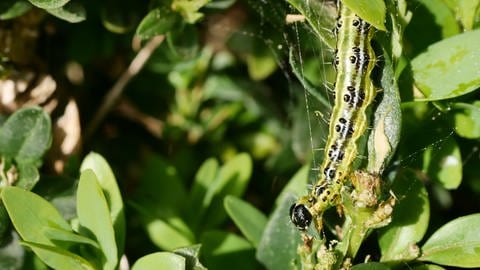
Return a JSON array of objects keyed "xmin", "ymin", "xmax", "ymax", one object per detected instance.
[
  {"xmin": 256, "ymin": 194, "xmax": 302, "ymax": 270},
  {"xmin": 173, "ymin": 245, "xmax": 207, "ymax": 270},
  {"xmin": 425, "ymin": 137, "xmax": 462, "ymax": 189},
  {"xmin": 145, "ymin": 217, "xmax": 194, "ymax": 251},
  {"xmin": 379, "ymin": 171, "xmax": 429, "ymax": 262},
  {"xmin": 27, "ymin": 0, "xmax": 69, "ymax": 9},
  {"xmin": 0, "ymin": 0, "xmax": 32, "ymax": 20},
  {"xmin": 343, "ymin": 0, "xmax": 386, "ymax": 31},
  {"xmin": 453, "ymin": 102, "xmax": 480, "ymax": 139},
  {"xmin": 2, "ymin": 186, "xmax": 72, "ymax": 246},
  {"xmin": 412, "ymin": 30, "xmax": 480, "ymax": 101},
  {"xmin": 201, "ymin": 231, "xmax": 256, "ymax": 270},
  {"xmin": 131, "ymin": 252, "xmax": 185, "ymax": 270},
  {"xmin": 285, "ymin": 0, "xmax": 336, "ymax": 48},
  {"xmin": 77, "ymin": 170, "xmax": 117, "ymax": 270},
  {"xmin": 80, "ymin": 152, "xmax": 125, "ymax": 256},
  {"xmin": 46, "ymin": 2, "xmax": 86, "ymax": 23},
  {"xmin": 224, "ymin": 195, "xmax": 267, "ymax": 247},
  {"xmin": 0, "ymin": 107, "xmax": 52, "ymax": 163},
  {"xmin": 420, "ymin": 214, "xmax": 480, "ymax": 267},
  {"xmin": 136, "ymin": 8, "xmax": 178, "ymax": 40},
  {"xmin": 351, "ymin": 262, "xmax": 391, "ymax": 270},
  {"xmin": 21, "ymin": 241, "xmax": 94, "ymax": 270}
]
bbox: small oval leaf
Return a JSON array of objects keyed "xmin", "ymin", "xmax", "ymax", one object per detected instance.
[
  {"xmin": 136, "ymin": 8, "xmax": 178, "ymax": 40},
  {"xmin": 0, "ymin": 107, "xmax": 52, "ymax": 163},
  {"xmin": 420, "ymin": 213, "xmax": 480, "ymax": 268}
]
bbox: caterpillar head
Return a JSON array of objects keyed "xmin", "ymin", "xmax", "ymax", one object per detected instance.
[{"xmin": 289, "ymin": 203, "xmax": 313, "ymax": 230}]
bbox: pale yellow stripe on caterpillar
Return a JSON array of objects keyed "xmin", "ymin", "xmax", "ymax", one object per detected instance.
[{"xmin": 290, "ymin": 2, "xmax": 376, "ymax": 231}]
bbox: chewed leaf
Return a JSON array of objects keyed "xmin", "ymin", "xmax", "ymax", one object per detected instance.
[
  {"xmin": 412, "ymin": 30, "xmax": 480, "ymax": 101},
  {"xmin": 343, "ymin": 0, "xmax": 386, "ymax": 31},
  {"xmin": 420, "ymin": 214, "xmax": 480, "ymax": 267}
]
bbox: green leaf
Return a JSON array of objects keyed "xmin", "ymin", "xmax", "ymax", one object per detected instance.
[
  {"xmin": 275, "ymin": 166, "xmax": 309, "ymax": 207},
  {"xmin": 256, "ymin": 194, "xmax": 302, "ymax": 270},
  {"xmin": 367, "ymin": 45, "xmax": 402, "ymax": 174},
  {"xmin": 15, "ymin": 162, "xmax": 40, "ymax": 190},
  {"xmin": 420, "ymin": 213, "xmax": 480, "ymax": 267},
  {"xmin": 378, "ymin": 170, "xmax": 429, "ymax": 262},
  {"xmin": 21, "ymin": 241, "xmax": 95, "ymax": 270},
  {"xmin": 417, "ymin": 0, "xmax": 460, "ymax": 38},
  {"xmin": 2, "ymin": 186, "xmax": 72, "ymax": 247},
  {"xmin": 27, "ymin": 0, "xmax": 69, "ymax": 9},
  {"xmin": 285, "ymin": 0, "xmax": 336, "ymax": 48},
  {"xmin": 80, "ymin": 152, "xmax": 125, "ymax": 256},
  {"xmin": 131, "ymin": 252, "xmax": 185, "ymax": 270},
  {"xmin": 171, "ymin": 0, "xmax": 209, "ymax": 24},
  {"xmin": 443, "ymin": 0, "xmax": 480, "ymax": 30},
  {"xmin": 201, "ymin": 231, "xmax": 256, "ymax": 270},
  {"xmin": 202, "ymin": 153, "xmax": 252, "ymax": 229},
  {"xmin": 224, "ymin": 195, "xmax": 267, "ymax": 248},
  {"xmin": 133, "ymin": 154, "xmax": 187, "ymax": 218},
  {"xmin": 351, "ymin": 262, "xmax": 391, "ymax": 270},
  {"xmin": 0, "ymin": 0, "xmax": 32, "ymax": 20},
  {"xmin": 173, "ymin": 245, "xmax": 207, "ymax": 270},
  {"xmin": 136, "ymin": 8, "xmax": 178, "ymax": 40},
  {"xmin": 343, "ymin": 0, "xmax": 387, "ymax": 31},
  {"xmin": 46, "ymin": 2, "xmax": 86, "ymax": 23},
  {"xmin": 0, "ymin": 107, "xmax": 52, "ymax": 163},
  {"xmin": 77, "ymin": 170, "xmax": 117, "ymax": 270},
  {"xmin": 43, "ymin": 227, "xmax": 100, "ymax": 249},
  {"xmin": 412, "ymin": 264, "xmax": 446, "ymax": 270},
  {"xmin": 187, "ymin": 158, "xmax": 219, "ymax": 222},
  {"xmin": 424, "ymin": 137, "xmax": 462, "ymax": 189},
  {"xmin": 453, "ymin": 102, "xmax": 480, "ymax": 139},
  {"xmin": 412, "ymin": 30, "xmax": 480, "ymax": 101},
  {"xmin": 144, "ymin": 217, "xmax": 194, "ymax": 251}
]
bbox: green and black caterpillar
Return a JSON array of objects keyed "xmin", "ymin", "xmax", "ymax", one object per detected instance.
[{"xmin": 290, "ymin": 1, "xmax": 377, "ymax": 231}]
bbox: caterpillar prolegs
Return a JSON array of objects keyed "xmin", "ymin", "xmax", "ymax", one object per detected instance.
[{"xmin": 290, "ymin": 2, "xmax": 377, "ymax": 231}]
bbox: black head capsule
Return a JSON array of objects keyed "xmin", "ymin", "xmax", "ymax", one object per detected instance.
[{"xmin": 290, "ymin": 204, "xmax": 313, "ymax": 230}]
